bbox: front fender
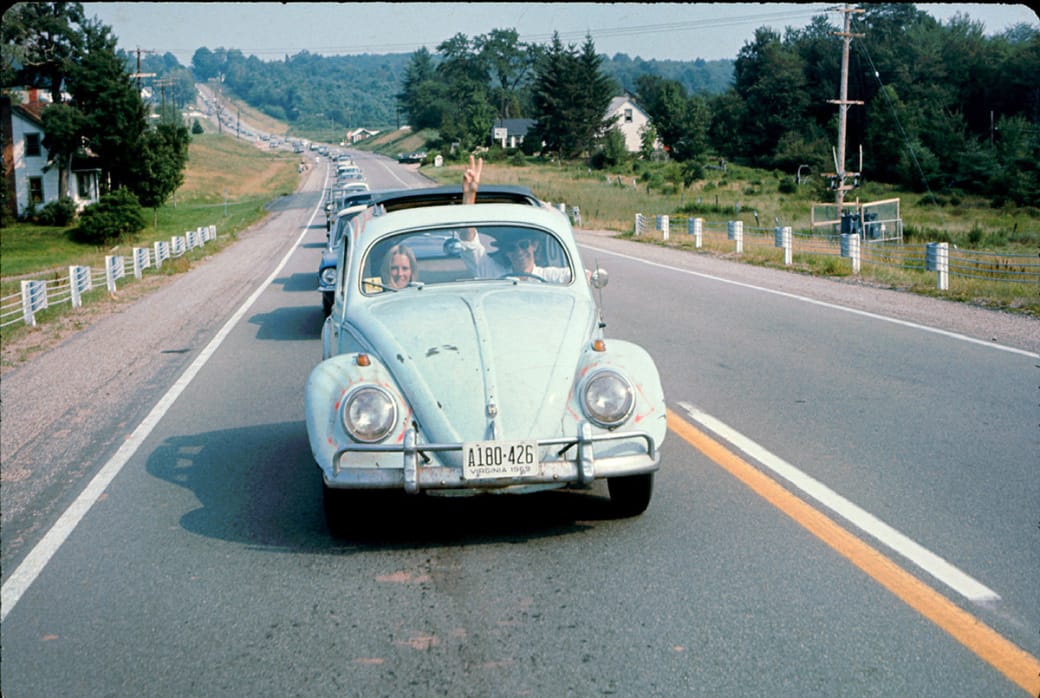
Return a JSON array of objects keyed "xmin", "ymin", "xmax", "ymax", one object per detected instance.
[
  {"xmin": 574, "ymin": 339, "xmax": 667, "ymax": 452},
  {"xmin": 305, "ymin": 353, "xmax": 412, "ymax": 473}
]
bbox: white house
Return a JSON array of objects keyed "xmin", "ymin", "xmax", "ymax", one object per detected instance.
[
  {"xmin": 2, "ymin": 90, "xmax": 100, "ymax": 218},
  {"xmin": 605, "ymin": 95, "xmax": 657, "ymax": 153},
  {"xmin": 491, "ymin": 118, "xmax": 535, "ymax": 149},
  {"xmin": 345, "ymin": 127, "xmax": 379, "ymax": 144}
]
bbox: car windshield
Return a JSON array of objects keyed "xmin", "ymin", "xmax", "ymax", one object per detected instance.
[{"xmin": 360, "ymin": 225, "xmax": 572, "ymax": 294}]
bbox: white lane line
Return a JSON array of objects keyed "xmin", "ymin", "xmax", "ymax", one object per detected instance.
[
  {"xmin": 1, "ymin": 172, "xmax": 329, "ymax": 624},
  {"xmin": 358, "ymin": 151, "xmax": 413, "ymax": 188},
  {"xmin": 580, "ymin": 242, "xmax": 1038, "ymax": 358},
  {"xmin": 677, "ymin": 401, "xmax": 1000, "ymax": 603}
]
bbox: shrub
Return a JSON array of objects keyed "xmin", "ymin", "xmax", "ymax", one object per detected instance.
[
  {"xmin": 778, "ymin": 178, "xmax": 798, "ymax": 194},
  {"xmin": 520, "ymin": 136, "xmax": 539, "ymax": 156},
  {"xmin": 191, "ymin": 119, "xmax": 204, "ymax": 134},
  {"xmin": 37, "ymin": 197, "xmax": 78, "ymax": 226},
  {"xmin": 71, "ymin": 189, "xmax": 145, "ymax": 245},
  {"xmin": 967, "ymin": 224, "xmax": 984, "ymax": 246}
]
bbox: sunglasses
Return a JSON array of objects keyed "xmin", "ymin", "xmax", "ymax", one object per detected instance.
[{"xmin": 506, "ymin": 239, "xmax": 535, "ymax": 252}]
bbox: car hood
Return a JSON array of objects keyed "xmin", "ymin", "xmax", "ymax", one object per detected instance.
[{"xmin": 351, "ymin": 287, "xmax": 595, "ymax": 446}]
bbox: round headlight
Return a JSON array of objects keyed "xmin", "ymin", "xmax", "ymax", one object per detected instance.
[
  {"xmin": 581, "ymin": 370, "xmax": 635, "ymax": 428},
  {"xmin": 341, "ymin": 386, "xmax": 398, "ymax": 442},
  {"xmin": 321, "ymin": 267, "xmax": 338, "ymax": 285}
]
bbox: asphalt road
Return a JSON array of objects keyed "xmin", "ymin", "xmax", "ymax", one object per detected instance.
[{"xmin": 1, "ymin": 153, "xmax": 1038, "ymax": 697}]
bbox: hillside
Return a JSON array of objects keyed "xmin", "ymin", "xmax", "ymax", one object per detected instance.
[{"xmin": 163, "ymin": 48, "xmax": 731, "ymax": 136}]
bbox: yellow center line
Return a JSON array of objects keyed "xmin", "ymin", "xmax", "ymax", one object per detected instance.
[{"xmin": 666, "ymin": 408, "xmax": 1040, "ymax": 696}]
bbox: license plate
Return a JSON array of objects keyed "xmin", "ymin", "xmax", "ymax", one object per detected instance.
[{"xmin": 462, "ymin": 440, "xmax": 540, "ymax": 480}]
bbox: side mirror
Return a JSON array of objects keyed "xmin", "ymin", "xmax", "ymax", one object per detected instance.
[{"xmin": 590, "ymin": 268, "xmax": 608, "ymax": 289}]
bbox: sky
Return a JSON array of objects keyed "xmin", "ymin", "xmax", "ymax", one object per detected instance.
[{"xmin": 80, "ymin": 2, "xmax": 1039, "ymax": 66}]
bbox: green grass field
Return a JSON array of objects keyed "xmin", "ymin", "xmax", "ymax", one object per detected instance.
[
  {"xmin": 416, "ymin": 155, "xmax": 1039, "ymax": 316},
  {"xmin": 1, "ymin": 133, "xmax": 303, "ymax": 342},
  {"xmin": 2, "ymin": 134, "xmax": 300, "ymax": 279}
]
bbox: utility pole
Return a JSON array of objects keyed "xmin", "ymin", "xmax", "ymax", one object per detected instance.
[
  {"xmin": 828, "ymin": 3, "xmax": 864, "ymax": 212},
  {"xmin": 153, "ymin": 78, "xmax": 175, "ymax": 120},
  {"xmin": 129, "ymin": 47, "xmax": 156, "ymax": 91}
]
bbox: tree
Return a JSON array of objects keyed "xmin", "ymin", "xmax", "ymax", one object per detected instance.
[
  {"xmin": 571, "ymin": 35, "xmax": 616, "ymax": 157},
  {"xmin": 66, "ymin": 18, "xmax": 148, "ymax": 193},
  {"xmin": 397, "ymin": 47, "xmax": 446, "ymax": 130},
  {"xmin": 40, "ymin": 101, "xmax": 84, "ymax": 199},
  {"xmin": 132, "ymin": 120, "xmax": 190, "ymax": 211},
  {"xmin": 531, "ymin": 33, "xmax": 614, "ymax": 159},
  {"xmin": 191, "ymin": 46, "xmax": 222, "ymax": 80},
  {"xmin": 591, "ymin": 127, "xmax": 627, "ymax": 169},
  {"xmin": 988, "ymin": 114, "xmax": 1040, "ymax": 206},
  {"xmin": 864, "ymin": 84, "xmax": 910, "ymax": 183},
  {"xmin": 531, "ymin": 33, "xmax": 578, "ymax": 158},
  {"xmin": 635, "ymin": 75, "xmax": 708, "ymax": 163},
  {"xmin": 476, "ymin": 28, "xmax": 535, "ymax": 121},
  {"xmin": 1, "ymin": 1, "xmax": 86, "ymax": 103},
  {"xmin": 434, "ymin": 33, "xmax": 495, "ymax": 150},
  {"xmin": 733, "ymin": 27, "xmax": 808, "ymax": 165}
]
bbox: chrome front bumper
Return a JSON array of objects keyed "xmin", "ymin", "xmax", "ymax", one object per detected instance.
[{"xmin": 326, "ymin": 422, "xmax": 658, "ymax": 494}]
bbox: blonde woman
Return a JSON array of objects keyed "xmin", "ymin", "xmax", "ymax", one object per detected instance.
[{"xmin": 381, "ymin": 244, "xmax": 418, "ymax": 288}]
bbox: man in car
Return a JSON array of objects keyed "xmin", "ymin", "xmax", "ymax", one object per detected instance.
[{"xmin": 457, "ymin": 155, "xmax": 572, "ymax": 284}]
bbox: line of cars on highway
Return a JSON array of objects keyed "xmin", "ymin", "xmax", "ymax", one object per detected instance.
[{"xmin": 307, "ymin": 167, "xmax": 667, "ymax": 534}]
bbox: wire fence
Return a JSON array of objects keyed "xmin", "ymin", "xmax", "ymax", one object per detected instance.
[
  {"xmin": 1, "ymin": 225, "xmax": 218, "ymax": 330},
  {"xmin": 631, "ymin": 213, "xmax": 1040, "ymax": 291}
]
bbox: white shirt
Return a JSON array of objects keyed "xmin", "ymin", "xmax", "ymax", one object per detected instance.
[{"xmin": 458, "ymin": 236, "xmax": 572, "ymax": 284}]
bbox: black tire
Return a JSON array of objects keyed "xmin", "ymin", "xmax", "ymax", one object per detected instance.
[{"xmin": 607, "ymin": 473, "xmax": 654, "ymax": 517}]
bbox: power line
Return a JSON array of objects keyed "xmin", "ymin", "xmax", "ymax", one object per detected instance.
[{"xmin": 142, "ymin": 8, "xmax": 830, "ymax": 59}]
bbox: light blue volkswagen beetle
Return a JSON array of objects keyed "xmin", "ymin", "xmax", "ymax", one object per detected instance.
[{"xmin": 305, "ymin": 186, "xmax": 666, "ymax": 530}]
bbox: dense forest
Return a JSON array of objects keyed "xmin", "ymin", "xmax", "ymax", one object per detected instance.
[
  {"xmin": 138, "ymin": 3, "xmax": 1038, "ymax": 206},
  {"xmin": 177, "ymin": 45, "xmax": 733, "ymax": 131}
]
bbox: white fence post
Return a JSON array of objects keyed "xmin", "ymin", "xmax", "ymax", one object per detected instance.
[
  {"xmin": 133, "ymin": 247, "xmax": 150, "ymax": 279},
  {"xmin": 841, "ymin": 234, "xmax": 861, "ymax": 273},
  {"xmin": 688, "ymin": 217, "xmax": 703, "ymax": 248},
  {"xmin": 634, "ymin": 213, "xmax": 645, "ymax": 236},
  {"xmin": 775, "ymin": 226, "xmax": 793, "ymax": 265},
  {"xmin": 69, "ymin": 265, "xmax": 91, "ymax": 308},
  {"xmin": 927, "ymin": 242, "xmax": 949, "ymax": 290},
  {"xmin": 105, "ymin": 255, "xmax": 125, "ymax": 293},
  {"xmin": 728, "ymin": 220, "xmax": 743, "ymax": 253},
  {"xmin": 21, "ymin": 279, "xmax": 48, "ymax": 327},
  {"xmin": 171, "ymin": 236, "xmax": 185, "ymax": 256},
  {"xmin": 154, "ymin": 240, "xmax": 168, "ymax": 268},
  {"xmin": 656, "ymin": 215, "xmax": 670, "ymax": 240}
]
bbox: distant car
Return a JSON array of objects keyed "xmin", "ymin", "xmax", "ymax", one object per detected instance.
[
  {"xmin": 324, "ymin": 187, "xmax": 374, "ymax": 232},
  {"xmin": 306, "ymin": 186, "xmax": 667, "ymax": 533},
  {"xmin": 397, "ymin": 151, "xmax": 426, "ymax": 164},
  {"xmin": 319, "ymin": 203, "xmax": 370, "ymax": 316}
]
